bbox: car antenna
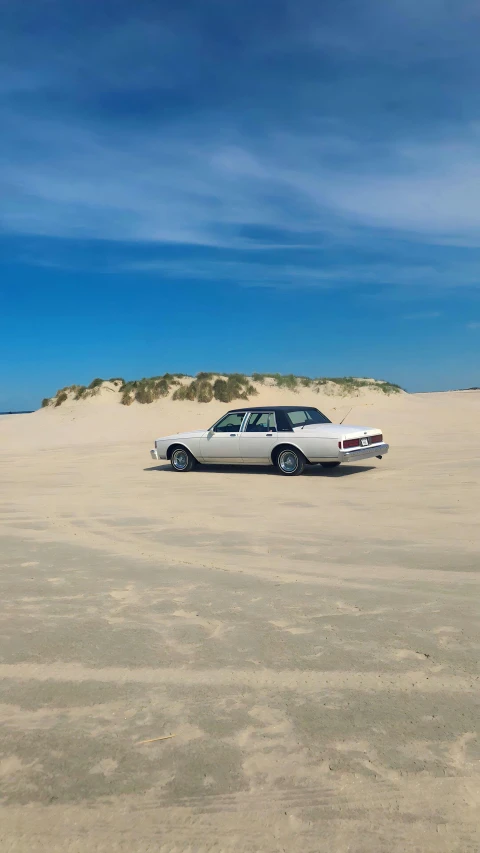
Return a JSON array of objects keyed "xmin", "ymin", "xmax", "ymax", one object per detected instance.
[{"xmin": 339, "ymin": 407, "xmax": 353, "ymax": 425}]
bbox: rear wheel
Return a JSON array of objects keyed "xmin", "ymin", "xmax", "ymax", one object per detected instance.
[
  {"xmin": 275, "ymin": 447, "xmax": 306, "ymax": 476},
  {"xmin": 320, "ymin": 461, "xmax": 341, "ymax": 469},
  {"xmin": 170, "ymin": 447, "xmax": 195, "ymax": 472}
]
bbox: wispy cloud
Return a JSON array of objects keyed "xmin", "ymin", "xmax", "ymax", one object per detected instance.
[
  {"xmin": 13, "ymin": 240, "xmax": 480, "ymax": 292},
  {"xmin": 3, "ymin": 120, "xmax": 480, "ymax": 260},
  {"xmin": 2, "ymin": 0, "xmax": 480, "ymax": 291},
  {"xmin": 321, "ymin": 136, "xmax": 480, "ymax": 244},
  {"xmin": 116, "ymin": 258, "xmax": 445, "ymax": 289},
  {"xmin": 467, "ymin": 321, "xmax": 480, "ymax": 329},
  {"xmin": 403, "ymin": 311, "xmax": 442, "ymax": 320}
]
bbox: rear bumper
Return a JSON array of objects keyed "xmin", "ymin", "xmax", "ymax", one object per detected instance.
[
  {"xmin": 339, "ymin": 442, "xmax": 389, "ymax": 462},
  {"xmin": 150, "ymin": 448, "xmax": 159, "ymax": 460}
]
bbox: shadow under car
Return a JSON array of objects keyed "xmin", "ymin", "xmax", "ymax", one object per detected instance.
[{"xmin": 144, "ymin": 463, "xmax": 376, "ymax": 477}]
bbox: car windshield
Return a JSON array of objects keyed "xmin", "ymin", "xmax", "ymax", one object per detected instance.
[{"xmin": 286, "ymin": 408, "xmax": 331, "ymax": 427}]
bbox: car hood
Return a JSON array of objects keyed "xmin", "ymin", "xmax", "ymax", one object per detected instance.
[
  {"xmin": 293, "ymin": 423, "xmax": 381, "ymax": 437},
  {"xmin": 159, "ymin": 429, "xmax": 206, "ymax": 441}
]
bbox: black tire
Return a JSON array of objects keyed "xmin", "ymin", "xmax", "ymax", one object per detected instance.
[
  {"xmin": 170, "ymin": 446, "xmax": 196, "ymax": 472},
  {"xmin": 275, "ymin": 447, "xmax": 306, "ymax": 476},
  {"xmin": 320, "ymin": 461, "xmax": 341, "ymax": 469}
]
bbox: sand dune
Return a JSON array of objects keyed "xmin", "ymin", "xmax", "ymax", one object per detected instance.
[
  {"xmin": 0, "ymin": 388, "xmax": 479, "ymax": 852},
  {"xmin": 2, "ymin": 378, "xmax": 405, "ymax": 450}
]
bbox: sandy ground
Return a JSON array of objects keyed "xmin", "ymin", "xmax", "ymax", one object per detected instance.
[{"xmin": 0, "ymin": 389, "xmax": 479, "ymax": 852}]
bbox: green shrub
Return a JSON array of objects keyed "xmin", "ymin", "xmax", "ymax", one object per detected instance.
[
  {"xmin": 251, "ymin": 373, "xmax": 265, "ymax": 384},
  {"xmin": 226, "ymin": 378, "xmax": 243, "ymax": 400},
  {"xmin": 134, "ymin": 385, "xmax": 154, "ymax": 404},
  {"xmin": 74, "ymin": 386, "xmax": 87, "ymax": 399},
  {"xmin": 120, "ymin": 380, "xmax": 137, "ymax": 393},
  {"xmin": 172, "ymin": 386, "xmax": 188, "ymax": 401},
  {"xmin": 197, "ymin": 380, "xmax": 214, "ymax": 403},
  {"xmin": 113, "ymin": 375, "xmax": 173, "ymax": 404},
  {"xmin": 185, "ymin": 381, "xmax": 198, "ymax": 400},
  {"xmin": 121, "ymin": 390, "xmax": 134, "ymax": 405},
  {"xmin": 229, "ymin": 375, "xmax": 249, "ymax": 399},
  {"xmin": 88, "ymin": 378, "xmax": 104, "ymax": 390},
  {"xmin": 196, "ymin": 372, "xmax": 214, "ymax": 381},
  {"xmin": 41, "ymin": 398, "xmax": 50, "ymax": 408},
  {"xmin": 108, "ymin": 377, "xmax": 124, "ymax": 385},
  {"xmin": 150, "ymin": 372, "xmax": 176, "ymax": 383},
  {"xmin": 273, "ymin": 373, "xmax": 298, "ymax": 391},
  {"xmin": 55, "ymin": 391, "xmax": 68, "ymax": 407},
  {"xmin": 319, "ymin": 377, "xmax": 402, "ymax": 396},
  {"xmin": 210, "ymin": 374, "xmax": 257, "ymax": 402},
  {"xmin": 212, "ymin": 378, "xmax": 230, "ymax": 402},
  {"xmin": 377, "ymin": 381, "xmax": 402, "ymax": 394},
  {"xmin": 133, "ymin": 377, "xmax": 169, "ymax": 404},
  {"xmin": 324, "ymin": 377, "xmax": 360, "ymax": 395},
  {"xmin": 172, "ymin": 381, "xmax": 197, "ymax": 401},
  {"xmin": 156, "ymin": 378, "xmax": 170, "ymax": 397}
]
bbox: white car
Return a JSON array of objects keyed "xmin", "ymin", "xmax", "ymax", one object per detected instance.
[{"xmin": 150, "ymin": 405, "xmax": 389, "ymax": 476}]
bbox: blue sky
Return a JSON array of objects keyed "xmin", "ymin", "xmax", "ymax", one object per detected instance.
[{"xmin": 1, "ymin": 0, "xmax": 480, "ymax": 408}]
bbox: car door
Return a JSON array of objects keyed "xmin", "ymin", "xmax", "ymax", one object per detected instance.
[
  {"xmin": 199, "ymin": 411, "xmax": 246, "ymax": 462},
  {"xmin": 286, "ymin": 408, "xmax": 336, "ymax": 459},
  {"xmin": 239, "ymin": 411, "xmax": 278, "ymax": 462}
]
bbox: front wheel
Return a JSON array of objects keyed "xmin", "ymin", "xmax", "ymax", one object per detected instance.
[
  {"xmin": 170, "ymin": 447, "xmax": 196, "ymax": 472},
  {"xmin": 275, "ymin": 447, "xmax": 306, "ymax": 476},
  {"xmin": 320, "ymin": 461, "xmax": 341, "ymax": 469}
]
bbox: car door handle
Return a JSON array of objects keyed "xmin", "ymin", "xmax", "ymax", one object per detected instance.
[
  {"xmin": 230, "ymin": 434, "xmax": 236, "ymax": 437},
  {"xmin": 266, "ymin": 433, "xmax": 273, "ymax": 437}
]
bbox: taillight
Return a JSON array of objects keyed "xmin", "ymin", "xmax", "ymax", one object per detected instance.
[
  {"xmin": 343, "ymin": 437, "xmax": 361, "ymax": 449},
  {"xmin": 342, "ymin": 433, "xmax": 383, "ymax": 449}
]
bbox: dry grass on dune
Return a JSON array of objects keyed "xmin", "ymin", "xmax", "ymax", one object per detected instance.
[{"xmin": 41, "ymin": 371, "xmax": 404, "ymax": 411}]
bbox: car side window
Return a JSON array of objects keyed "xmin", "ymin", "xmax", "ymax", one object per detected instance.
[
  {"xmin": 288, "ymin": 410, "xmax": 307, "ymax": 425},
  {"xmin": 245, "ymin": 412, "xmax": 275, "ymax": 433},
  {"xmin": 214, "ymin": 412, "xmax": 245, "ymax": 432}
]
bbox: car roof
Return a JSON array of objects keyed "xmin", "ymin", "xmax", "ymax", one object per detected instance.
[{"xmin": 226, "ymin": 405, "xmax": 319, "ymax": 413}]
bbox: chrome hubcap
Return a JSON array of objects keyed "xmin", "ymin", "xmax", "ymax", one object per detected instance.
[
  {"xmin": 279, "ymin": 450, "xmax": 298, "ymax": 473},
  {"xmin": 173, "ymin": 449, "xmax": 188, "ymax": 470}
]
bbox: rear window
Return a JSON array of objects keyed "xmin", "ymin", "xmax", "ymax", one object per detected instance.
[{"xmin": 286, "ymin": 408, "xmax": 330, "ymax": 427}]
